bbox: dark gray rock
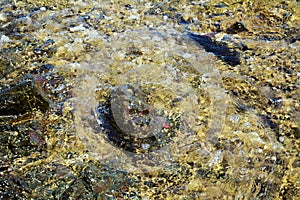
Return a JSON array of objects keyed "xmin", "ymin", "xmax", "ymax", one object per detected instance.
[{"xmin": 0, "ymin": 74, "xmax": 50, "ymax": 116}]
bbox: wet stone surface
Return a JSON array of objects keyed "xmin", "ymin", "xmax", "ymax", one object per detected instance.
[
  {"xmin": 96, "ymin": 83, "xmax": 180, "ymax": 153},
  {"xmin": 0, "ymin": 74, "xmax": 50, "ymax": 116}
]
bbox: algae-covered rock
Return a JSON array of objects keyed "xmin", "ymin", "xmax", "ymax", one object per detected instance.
[{"xmin": 0, "ymin": 74, "xmax": 49, "ymax": 116}]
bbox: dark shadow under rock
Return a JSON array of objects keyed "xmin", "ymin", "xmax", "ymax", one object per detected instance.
[
  {"xmin": 187, "ymin": 32, "xmax": 241, "ymax": 66},
  {"xmin": 226, "ymin": 22, "xmax": 249, "ymax": 34}
]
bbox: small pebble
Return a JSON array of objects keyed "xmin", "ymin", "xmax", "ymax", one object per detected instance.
[
  {"xmin": 142, "ymin": 143, "xmax": 150, "ymax": 150},
  {"xmin": 229, "ymin": 114, "xmax": 240, "ymax": 123},
  {"xmin": 0, "ymin": 13, "xmax": 7, "ymax": 21},
  {"xmin": 279, "ymin": 136, "xmax": 284, "ymax": 142},
  {"xmin": 0, "ymin": 35, "xmax": 10, "ymax": 43}
]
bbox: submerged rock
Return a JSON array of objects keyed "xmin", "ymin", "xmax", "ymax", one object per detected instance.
[
  {"xmin": 97, "ymin": 83, "xmax": 180, "ymax": 153},
  {"xmin": 73, "ymin": 28, "xmax": 227, "ymax": 173},
  {"xmin": 0, "ymin": 74, "xmax": 49, "ymax": 116}
]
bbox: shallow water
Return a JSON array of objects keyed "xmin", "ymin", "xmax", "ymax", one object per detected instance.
[
  {"xmin": 73, "ymin": 28, "xmax": 227, "ymax": 173},
  {"xmin": 0, "ymin": 0, "xmax": 299, "ymax": 199}
]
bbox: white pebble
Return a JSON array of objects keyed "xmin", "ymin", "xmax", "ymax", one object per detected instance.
[
  {"xmin": 70, "ymin": 24, "xmax": 86, "ymax": 32},
  {"xmin": 0, "ymin": 35, "xmax": 11, "ymax": 43},
  {"xmin": 142, "ymin": 143, "xmax": 150, "ymax": 150},
  {"xmin": 0, "ymin": 13, "xmax": 7, "ymax": 21},
  {"xmin": 229, "ymin": 114, "xmax": 240, "ymax": 123},
  {"xmin": 279, "ymin": 136, "xmax": 284, "ymax": 142}
]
